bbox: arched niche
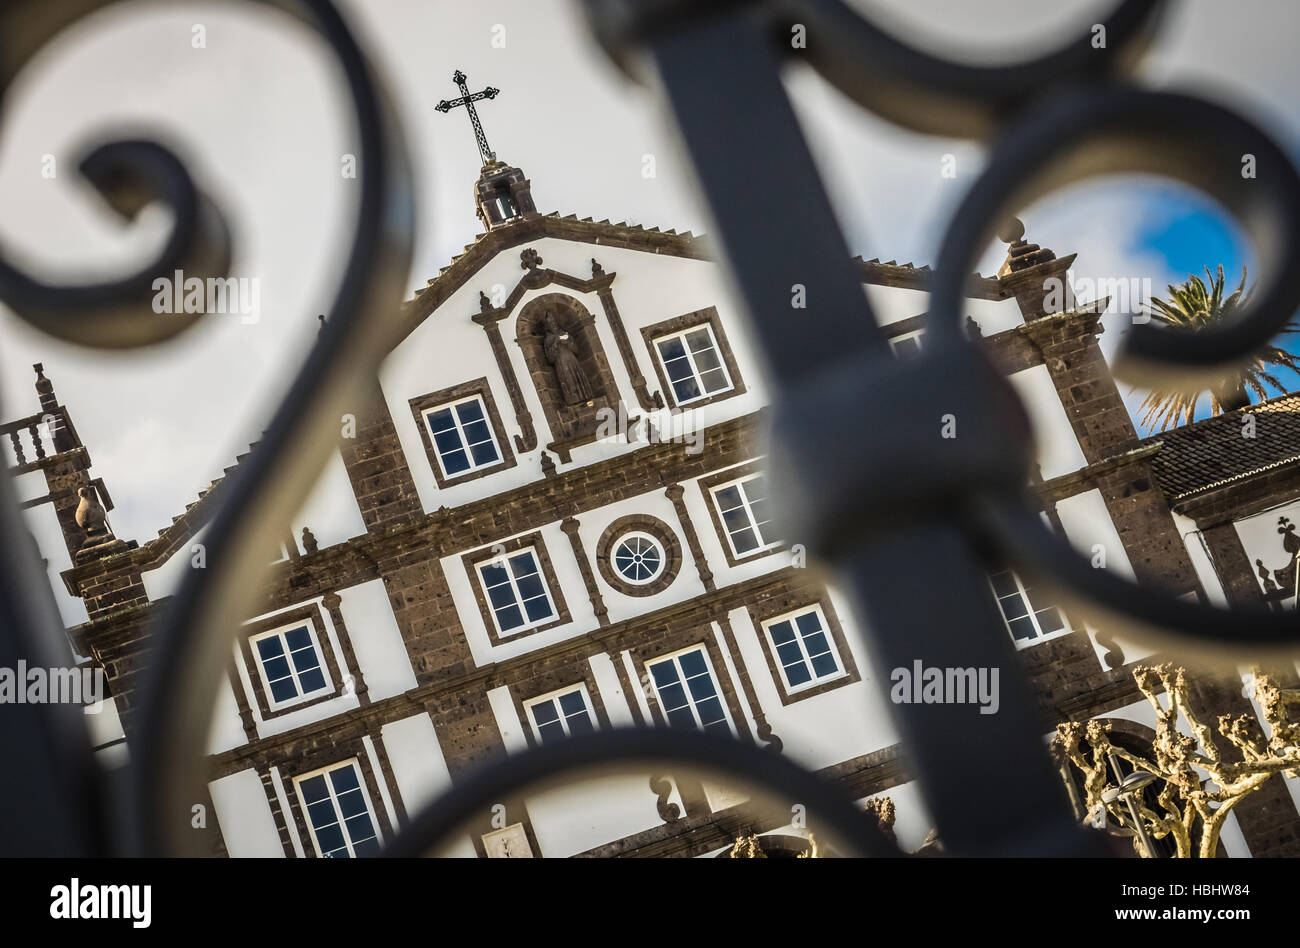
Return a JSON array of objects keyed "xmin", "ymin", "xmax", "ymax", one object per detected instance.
[{"xmin": 515, "ymin": 293, "xmax": 621, "ymax": 456}]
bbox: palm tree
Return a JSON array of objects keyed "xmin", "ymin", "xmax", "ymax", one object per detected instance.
[{"xmin": 1134, "ymin": 265, "xmax": 1300, "ymax": 432}]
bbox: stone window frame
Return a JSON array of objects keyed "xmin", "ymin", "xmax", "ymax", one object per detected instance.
[
  {"xmin": 520, "ymin": 682, "xmax": 600, "ymax": 744},
  {"xmin": 287, "ymin": 756, "xmax": 385, "ymax": 859},
  {"xmin": 595, "ymin": 514, "xmax": 683, "ymax": 597},
  {"xmin": 697, "ymin": 461, "xmax": 785, "ymax": 569},
  {"xmin": 747, "ymin": 591, "xmax": 861, "ymax": 706},
  {"xmin": 409, "ymin": 377, "xmax": 517, "ymax": 490},
  {"xmin": 641, "ymin": 642, "xmax": 739, "ymax": 737},
  {"xmin": 641, "ymin": 306, "xmax": 746, "ymax": 410},
  {"xmin": 462, "ymin": 531, "xmax": 572, "ymax": 646},
  {"xmin": 988, "ymin": 569, "xmax": 1072, "ymax": 650},
  {"xmin": 238, "ymin": 603, "xmax": 342, "ymax": 720},
  {"xmin": 507, "ymin": 656, "xmax": 615, "ymax": 751},
  {"xmin": 627, "ymin": 631, "xmax": 753, "ymax": 742}
]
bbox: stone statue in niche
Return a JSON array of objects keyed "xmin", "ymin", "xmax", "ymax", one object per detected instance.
[{"xmin": 542, "ymin": 311, "xmax": 594, "ymax": 405}]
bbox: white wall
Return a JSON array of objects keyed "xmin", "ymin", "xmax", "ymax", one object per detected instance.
[{"xmin": 209, "ymin": 768, "xmax": 284, "ymax": 858}]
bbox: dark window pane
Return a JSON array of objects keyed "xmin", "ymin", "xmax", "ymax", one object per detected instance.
[
  {"xmin": 441, "ymin": 449, "xmax": 470, "ymax": 475},
  {"xmin": 656, "ymin": 337, "xmax": 686, "ymax": 362},
  {"xmin": 270, "ymin": 677, "xmax": 299, "ymax": 703},
  {"xmin": 307, "ymin": 799, "xmax": 336, "ymax": 828},
  {"xmin": 666, "ymin": 706, "xmax": 697, "ymax": 729},
  {"xmin": 262, "ymin": 656, "xmax": 291, "ymax": 681},
  {"xmin": 433, "ymin": 428, "xmax": 464, "ymax": 454},
  {"xmin": 256, "ymin": 637, "xmax": 284, "ymax": 660},
  {"xmin": 285, "ymin": 626, "xmax": 312, "ymax": 651},
  {"xmin": 494, "ymin": 604, "xmax": 524, "ymax": 630},
  {"xmin": 558, "ymin": 691, "xmax": 586, "ymax": 716},
  {"xmin": 299, "ymin": 775, "xmax": 329, "ymax": 803},
  {"xmin": 522, "ymin": 595, "xmax": 554, "ymax": 622},
  {"xmin": 425, "ymin": 408, "xmax": 455, "ymax": 433},
  {"xmin": 531, "ymin": 700, "xmax": 559, "ymax": 725},
  {"xmin": 671, "ymin": 377, "xmax": 702, "ymax": 402},
  {"xmin": 776, "ymin": 641, "xmax": 804, "ymax": 667},
  {"xmin": 785, "ymin": 663, "xmax": 812, "ymax": 687},
  {"xmin": 678, "ymin": 650, "xmax": 707, "ymax": 678},
  {"xmin": 650, "ymin": 662, "xmax": 678, "ymax": 687},
  {"xmin": 315, "ymin": 824, "xmax": 346, "ymax": 855},
  {"xmin": 487, "ymin": 582, "xmax": 517, "ymax": 611},
  {"xmin": 1009, "ymin": 616, "xmax": 1036, "ymax": 641},
  {"xmin": 330, "ymin": 766, "xmax": 360, "ymax": 792},
  {"xmin": 455, "ymin": 399, "xmax": 485, "ymax": 424},
  {"xmin": 810, "ymin": 653, "xmax": 839, "ymax": 678},
  {"xmin": 297, "ymin": 668, "xmax": 327, "ymax": 694},
  {"xmin": 469, "ymin": 439, "xmax": 499, "ymax": 466},
  {"xmin": 989, "ymin": 571, "xmax": 1019, "ymax": 599},
  {"xmin": 657, "ymin": 683, "xmax": 687, "ymax": 711}
]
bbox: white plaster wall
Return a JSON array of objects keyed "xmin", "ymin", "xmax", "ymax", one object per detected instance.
[
  {"xmin": 1056, "ymin": 488, "xmax": 1153, "ymax": 665},
  {"xmin": 290, "ymin": 448, "xmax": 366, "ymax": 551},
  {"xmin": 485, "ymin": 675, "xmax": 683, "ymax": 857},
  {"xmin": 379, "ymin": 711, "xmax": 480, "ymax": 858},
  {"xmin": 383, "ymin": 239, "xmax": 771, "ymax": 515},
  {"xmin": 1007, "ymin": 364, "xmax": 1088, "ymax": 479},
  {"xmin": 209, "ymin": 768, "xmax": 284, "ymax": 858},
  {"xmin": 575, "ymin": 488, "xmax": 707, "ymax": 624},
  {"xmin": 206, "ymin": 674, "xmax": 247, "ymax": 755},
  {"xmin": 1234, "ymin": 498, "xmax": 1300, "ymax": 602},
  {"xmin": 1174, "ymin": 511, "xmax": 1230, "ymax": 608},
  {"xmin": 589, "ymin": 652, "xmax": 636, "ymax": 726},
  {"xmin": 864, "ymin": 282, "xmax": 1023, "ymax": 337},
  {"xmin": 141, "ymin": 523, "xmax": 207, "ymax": 602},
  {"xmin": 338, "ymin": 577, "xmax": 417, "ymax": 701},
  {"xmin": 725, "ymin": 594, "xmax": 898, "ymax": 773}
]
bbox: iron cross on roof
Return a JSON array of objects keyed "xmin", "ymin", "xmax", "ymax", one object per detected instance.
[{"xmin": 434, "ymin": 69, "xmax": 500, "ymax": 166}]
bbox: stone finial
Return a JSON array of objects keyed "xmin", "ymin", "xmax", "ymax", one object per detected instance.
[
  {"xmin": 34, "ymin": 363, "xmax": 53, "ymax": 398},
  {"xmin": 591, "ymin": 258, "xmax": 605, "ymax": 277},
  {"xmin": 520, "ymin": 248, "xmax": 543, "ymax": 271},
  {"xmin": 540, "ymin": 451, "xmax": 556, "ymax": 478},
  {"xmin": 301, "ymin": 526, "xmax": 319, "ymax": 555},
  {"xmin": 479, "ymin": 290, "xmax": 493, "ymax": 313},
  {"xmin": 997, "ymin": 216, "xmax": 1056, "ymax": 277}
]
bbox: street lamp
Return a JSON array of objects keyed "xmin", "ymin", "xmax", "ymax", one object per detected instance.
[{"xmin": 1103, "ymin": 769, "xmax": 1158, "ymax": 858}]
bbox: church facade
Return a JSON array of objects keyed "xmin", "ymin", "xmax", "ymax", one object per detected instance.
[{"xmin": 8, "ymin": 146, "xmax": 1300, "ymax": 857}]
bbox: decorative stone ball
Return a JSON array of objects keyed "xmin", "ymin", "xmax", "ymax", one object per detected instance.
[{"xmin": 997, "ymin": 217, "xmax": 1026, "ymax": 244}]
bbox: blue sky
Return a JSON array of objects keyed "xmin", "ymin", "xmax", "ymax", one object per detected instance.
[{"xmin": 1123, "ymin": 187, "xmax": 1300, "ymax": 432}]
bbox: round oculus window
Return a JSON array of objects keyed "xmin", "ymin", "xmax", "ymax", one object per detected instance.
[{"xmin": 611, "ymin": 532, "xmax": 666, "ymax": 585}]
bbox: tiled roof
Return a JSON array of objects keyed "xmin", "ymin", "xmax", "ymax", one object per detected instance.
[{"xmin": 1145, "ymin": 392, "xmax": 1300, "ymax": 500}]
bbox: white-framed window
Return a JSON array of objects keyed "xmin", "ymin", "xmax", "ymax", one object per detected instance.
[
  {"xmin": 889, "ymin": 329, "xmax": 925, "ymax": 360},
  {"xmin": 647, "ymin": 645, "xmax": 734, "ymax": 737},
  {"xmin": 294, "ymin": 760, "xmax": 381, "ymax": 858},
  {"xmin": 710, "ymin": 473, "xmax": 777, "ymax": 558},
  {"xmin": 610, "ymin": 531, "xmax": 666, "ymax": 585},
  {"xmin": 653, "ymin": 324, "xmax": 733, "ymax": 405},
  {"xmin": 250, "ymin": 622, "xmax": 331, "ymax": 709},
  {"xmin": 989, "ymin": 570, "xmax": 1068, "ymax": 646},
  {"xmin": 422, "ymin": 394, "xmax": 502, "ymax": 478},
  {"xmin": 477, "ymin": 547, "xmax": 556, "ymax": 634},
  {"xmin": 524, "ymin": 685, "xmax": 597, "ymax": 744},
  {"xmin": 761, "ymin": 605, "xmax": 845, "ymax": 693}
]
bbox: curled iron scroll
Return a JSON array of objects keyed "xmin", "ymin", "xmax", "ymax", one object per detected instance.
[{"xmin": 585, "ymin": 0, "xmax": 1300, "ymax": 659}]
